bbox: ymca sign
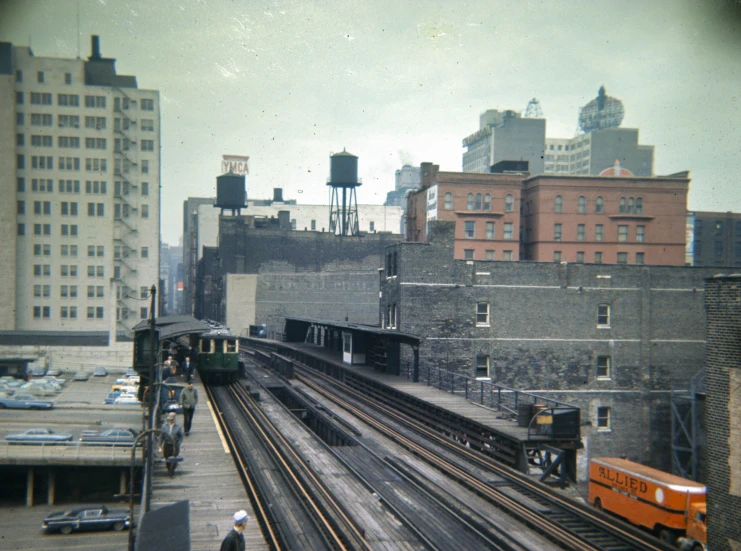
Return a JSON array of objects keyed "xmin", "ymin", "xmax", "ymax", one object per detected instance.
[{"xmin": 222, "ymin": 155, "xmax": 249, "ymax": 175}]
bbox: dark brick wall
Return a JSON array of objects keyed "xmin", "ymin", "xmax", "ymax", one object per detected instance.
[
  {"xmin": 704, "ymin": 276, "xmax": 741, "ymax": 551},
  {"xmin": 383, "ymin": 220, "xmax": 724, "ymax": 472}
]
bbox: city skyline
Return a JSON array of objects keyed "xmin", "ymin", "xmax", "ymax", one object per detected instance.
[{"xmin": 2, "ymin": 0, "xmax": 740, "ymax": 245}]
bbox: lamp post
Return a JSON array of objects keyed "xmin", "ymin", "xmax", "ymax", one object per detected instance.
[{"xmin": 128, "ymin": 428, "xmax": 163, "ymax": 551}]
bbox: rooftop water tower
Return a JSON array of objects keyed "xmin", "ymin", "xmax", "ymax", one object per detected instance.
[{"xmin": 327, "ymin": 149, "xmax": 361, "ymax": 236}]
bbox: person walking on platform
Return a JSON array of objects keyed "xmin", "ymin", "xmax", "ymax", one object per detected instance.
[
  {"xmin": 183, "ymin": 356, "xmax": 194, "ymax": 383},
  {"xmin": 161, "ymin": 412, "xmax": 184, "ymax": 477},
  {"xmin": 164, "ymin": 355, "xmax": 178, "ymax": 377},
  {"xmin": 220, "ymin": 510, "xmax": 248, "ymax": 551},
  {"xmin": 179, "ymin": 381, "xmax": 198, "ymax": 436}
]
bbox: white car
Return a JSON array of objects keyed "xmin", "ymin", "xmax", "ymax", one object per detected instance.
[
  {"xmin": 115, "ymin": 376, "xmax": 140, "ymax": 385},
  {"xmin": 114, "ymin": 394, "xmax": 139, "ymax": 405}
]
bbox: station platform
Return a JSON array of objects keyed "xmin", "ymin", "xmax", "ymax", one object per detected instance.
[{"xmin": 147, "ymin": 374, "xmax": 269, "ymax": 551}]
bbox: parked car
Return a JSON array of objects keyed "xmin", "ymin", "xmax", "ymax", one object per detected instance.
[
  {"xmin": 30, "ymin": 365, "xmax": 47, "ymax": 377},
  {"xmin": 73, "ymin": 371, "xmax": 90, "ymax": 381},
  {"xmin": 103, "ymin": 391, "xmax": 121, "ymax": 404},
  {"xmin": 0, "ymin": 393, "xmax": 54, "ymax": 410},
  {"xmin": 93, "ymin": 366, "xmax": 108, "ymax": 377},
  {"xmin": 40, "ymin": 375, "xmax": 66, "ymax": 387},
  {"xmin": 0, "ymin": 376, "xmax": 24, "ymax": 388},
  {"xmin": 5, "ymin": 428, "xmax": 72, "ymax": 444},
  {"xmin": 124, "ymin": 368, "xmax": 137, "ymax": 377},
  {"xmin": 111, "ymin": 383, "xmax": 138, "ymax": 393},
  {"xmin": 46, "ymin": 367, "xmax": 63, "ymax": 377},
  {"xmin": 80, "ymin": 428, "xmax": 139, "ymax": 446},
  {"xmin": 19, "ymin": 382, "xmax": 57, "ymax": 397},
  {"xmin": 115, "ymin": 375, "xmax": 140, "ymax": 385},
  {"xmin": 42, "ymin": 505, "xmax": 130, "ymax": 534},
  {"xmin": 114, "ymin": 394, "xmax": 139, "ymax": 405}
]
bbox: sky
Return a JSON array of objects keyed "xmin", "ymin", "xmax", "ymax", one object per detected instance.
[{"xmin": 2, "ymin": 0, "xmax": 740, "ymax": 245}]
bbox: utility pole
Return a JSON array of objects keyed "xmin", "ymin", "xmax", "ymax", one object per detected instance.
[{"xmin": 141, "ymin": 285, "xmax": 157, "ymax": 519}]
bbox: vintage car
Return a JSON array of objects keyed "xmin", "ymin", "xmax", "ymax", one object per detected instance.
[
  {"xmin": 111, "ymin": 383, "xmax": 138, "ymax": 393},
  {"xmin": 0, "ymin": 393, "xmax": 54, "ymax": 410},
  {"xmin": 114, "ymin": 394, "xmax": 139, "ymax": 405},
  {"xmin": 42, "ymin": 505, "xmax": 130, "ymax": 534},
  {"xmin": 80, "ymin": 428, "xmax": 139, "ymax": 446},
  {"xmin": 103, "ymin": 391, "xmax": 121, "ymax": 404},
  {"xmin": 93, "ymin": 366, "xmax": 108, "ymax": 377},
  {"xmin": 5, "ymin": 428, "xmax": 72, "ymax": 444},
  {"xmin": 73, "ymin": 371, "xmax": 90, "ymax": 381}
]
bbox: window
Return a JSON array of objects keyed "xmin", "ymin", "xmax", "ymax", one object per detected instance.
[
  {"xmin": 58, "ymin": 114, "xmax": 80, "ymax": 128},
  {"xmin": 37, "ymin": 71, "xmax": 44, "ymax": 83},
  {"xmin": 140, "ymin": 307, "xmax": 148, "ymax": 319},
  {"xmin": 141, "ymin": 139, "xmax": 155, "ymax": 152},
  {"xmin": 467, "ymin": 193, "xmax": 474, "ymax": 210},
  {"xmin": 16, "ymin": 69, "xmax": 22, "ymax": 82},
  {"xmin": 464, "ymin": 221, "xmax": 475, "ymax": 238},
  {"xmin": 58, "ymin": 157, "xmax": 81, "ymax": 171},
  {"xmin": 555, "ymin": 195, "xmax": 563, "ymax": 213},
  {"xmin": 475, "ymin": 355, "xmax": 490, "ymax": 378},
  {"xmin": 85, "ymin": 158, "xmax": 107, "ymax": 172},
  {"xmin": 596, "ymin": 196, "xmax": 604, "ymax": 214},
  {"xmin": 597, "ymin": 304, "xmax": 611, "ymax": 327},
  {"xmin": 504, "ymin": 194, "xmax": 514, "ymax": 212},
  {"xmin": 618, "ymin": 225, "xmax": 628, "ymax": 242},
  {"xmin": 476, "ymin": 302, "xmax": 490, "ymax": 326},
  {"xmin": 485, "ymin": 222, "xmax": 495, "ymax": 239},
  {"xmin": 85, "ymin": 116, "xmax": 106, "ymax": 129},
  {"xmin": 597, "ymin": 407, "xmax": 611, "ymax": 430},
  {"xmin": 595, "ymin": 224, "xmax": 604, "ymax": 242},
  {"xmin": 141, "ymin": 182, "xmax": 150, "ymax": 196},
  {"xmin": 310, "ymin": 220, "xmax": 316, "ymax": 231},
  {"xmin": 576, "ymin": 252, "xmax": 585, "ymax": 263},
  {"xmin": 636, "ymin": 225, "xmax": 645, "ymax": 243},
  {"xmin": 553, "ymin": 251, "xmax": 562, "ymax": 263},
  {"xmin": 141, "ymin": 119, "xmax": 154, "ymax": 131},
  {"xmin": 444, "ymin": 192, "xmax": 453, "ymax": 210},
  {"xmin": 464, "ymin": 249, "xmax": 474, "ymax": 260},
  {"xmin": 85, "ymin": 137, "xmax": 107, "ymax": 150},
  {"xmin": 483, "ymin": 194, "xmax": 491, "ymax": 211},
  {"xmin": 578, "ymin": 196, "xmax": 586, "ymax": 213},
  {"xmin": 141, "ymin": 160, "xmax": 149, "ymax": 174},
  {"xmin": 65, "ymin": 72, "xmax": 72, "ymax": 85},
  {"xmin": 554, "ymin": 223, "xmax": 562, "ymax": 241},
  {"xmin": 475, "ymin": 193, "xmax": 482, "ymax": 210},
  {"xmin": 141, "ymin": 247, "xmax": 149, "ymax": 259},
  {"xmin": 141, "ymin": 98, "xmax": 154, "ymax": 111},
  {"xmin": 503, "ymin": 223, "xmax": 513, "ymax": 240},
  {"xmin": 30, "ymin": 113, "xmax": 53, "ymax": 126},
  {"xmin": 31, "ymin": 155, "xmax": 54, "ymax": 169},
  {"xmin": 97, "ymin": 246, "xmax": 104, "ymax": 257},
  {"xmin": 485, "ymin": 250, "xmax": 495, "ymax": 260},
  {"xmin": 57, "ymin": 94, "xmax": 79, "ymax": 107},
  {"xmin": 84, "ymin": 95, "xmax": 106, "ymax": 108},
  {"xmin": 141, "ymin": 205, "xmax": 148, "ymax": 218},
  {"xmin": 635, "ymin": 252, "xmax": 645, "ymax": 265},
  {"xmin": 617, "ymin": 252, "xmax": 628, "ymax": 264},
  {"xmin": 619, "ymin": 197, "xmax": 627, "ymax": 213},
  {"xmin": 597, "ymin": 356, "xmax": 611, "ymax": 378},
  {"xmin": 30, "ymin": 92, "xmax": 52, "ymax": 104},
  {"xmin": 635, "ymin": 197, "xmax": 643, "ymax": 214},
  {"xmin": 502, "ymin": 250, "xmax": 513, "ymax": 261},
  {"xmin": 577, "ymin": 224, "xmax": 585, "ymax": 241}
]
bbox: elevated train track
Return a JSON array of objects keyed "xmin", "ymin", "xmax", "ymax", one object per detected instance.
[{"xmin": 236, "ymin": 338, "xmax": 675, "ymax": 551}]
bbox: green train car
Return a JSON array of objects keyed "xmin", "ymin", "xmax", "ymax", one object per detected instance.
[{"xmin": 197, "ymin": 329, "xmax": 240, "ymax": 384}]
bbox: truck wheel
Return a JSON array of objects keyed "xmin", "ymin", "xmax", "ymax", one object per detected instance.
[
  {"xmin": 112, "ymin": 522, "xmax": 125, "ymax": 531},
  {"xmin": 593, "ymin": 498, "xmax": 603, "ymax": 511},
  {"xmin": 691, "ymin": 545, "xmax": 704, "ymax": 551},
  {"xmin": 60, "ymin": 526, "xmax": 73, "ymax": 535},
  {"xmin": 658, "ymin": 528, "xmax": 676, "ymax": 545}
]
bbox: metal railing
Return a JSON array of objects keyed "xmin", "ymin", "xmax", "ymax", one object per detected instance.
[{"xmin": 0, "ymin": 441, "xmax": 144, "ymax": 462}]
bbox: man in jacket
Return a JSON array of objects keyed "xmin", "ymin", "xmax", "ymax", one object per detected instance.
[
  {"xmin": 161, "ymin": 412, "xmax": 184, "ymax": 477},
  {"xmin": 220, "ymin": 510, "xmax": 248, "ymax": 551},
  {"xmin": 179, "ymin": 381, "xmax": 198, "ymax": 436},
  {"xmin": 183, "ymin": 356, "xmax": 194, "ymax": 383}
]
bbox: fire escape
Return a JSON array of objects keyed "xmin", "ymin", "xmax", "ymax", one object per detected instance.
[
  {"xmin": 113, "ymin": 91, "xmax": 140, "ymax": 338},
  {"xmin": 671, "ymin": 368, "xmax": 706, "ymax": 481}
]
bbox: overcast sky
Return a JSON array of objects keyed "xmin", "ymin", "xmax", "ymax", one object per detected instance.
[{"xmin": 2, "ymin": 0, "xmax": 740, "ymax": 245}]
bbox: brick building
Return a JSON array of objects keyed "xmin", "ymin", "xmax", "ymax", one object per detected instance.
[
  {"xmin": 689, "ymin": 211, "xmax": 741, "ymax": 267},
  {"xmin": 406, "ymin": 163, "xmax": 689, "ymax": 266},
  {"xmin": 383, "ymin": 221, "xmax": 720, "ymax": 477},
  {"xmin": 704, "ymin": 275, "xmax": 741, "ymax": 550},
  {"xmin": 196, "ymin": 215, "xmax": 402, "ymax": 336}
]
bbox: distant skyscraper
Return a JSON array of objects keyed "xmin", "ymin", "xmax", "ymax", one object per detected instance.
[
  {"xmin": 385, "ymin": 164, "xmax": 421, "ymax": 234},
  {"xmin": 462, "ymin": 109, "xmax": 545, "ymax": 174},
  {"xmin": 0, "ymin": 36, "xmax": 160, "ymax": 339}
]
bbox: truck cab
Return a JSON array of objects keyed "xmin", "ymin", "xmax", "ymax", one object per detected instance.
[{"xmin": 679, "ymin": 502, "xmax": 707, "ymax": 551}]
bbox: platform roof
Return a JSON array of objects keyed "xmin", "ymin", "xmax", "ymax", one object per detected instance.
[{"xmin": 285, "ymin": 317, "xmax": 421, "ymax": 346}]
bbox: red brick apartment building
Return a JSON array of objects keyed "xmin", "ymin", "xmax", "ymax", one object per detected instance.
[{"xmin": 406, "ymin": 163, "xmax": 689, "ymax": 266}]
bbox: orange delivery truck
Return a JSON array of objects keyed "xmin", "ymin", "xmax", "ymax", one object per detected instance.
[{"xmin": 589, "ymin": 457, "xmax": 707, "ymax": 548}]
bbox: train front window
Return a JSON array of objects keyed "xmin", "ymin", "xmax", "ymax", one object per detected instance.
[
  {"xmin": 226, "ymin": 340, "xmax": 237, "ymax": 353},
  {"xmin": 200, "ymin": 339, "xmax": 213, "ymax": 353}
]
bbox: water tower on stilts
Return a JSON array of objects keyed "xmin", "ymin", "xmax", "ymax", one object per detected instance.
[{"xmin": 327, "ymin": 149, "xmax": 361, "ymax": 236}]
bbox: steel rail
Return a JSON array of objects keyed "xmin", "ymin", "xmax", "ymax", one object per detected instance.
[
  {"xmin": 203, "ymin": 383, "xmax": 284, "ymax": 550},
  {"xmin": 226, "ymin": 383, "xmax": 372, "ymax": 551},
  {"xmin": 294, "ymin": 365, "xmax": 668, "ymax": 551}
]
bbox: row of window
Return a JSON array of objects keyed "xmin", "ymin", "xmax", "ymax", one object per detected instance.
[
  {"xmin": 552, "ymin": 195, "xmax": 643, "ymax": 215},
  {"xmin": 552, "ymin": 224, "xmax": 645, "ymax": 242},
  {"xmin": 33, "ymin": 285, "xmax": 106, "ymax": 298},
  {"xmin": 547, "ymin": 140, "xmax": 590, "ymax": 152},
  {"xmin": 17, "ymin": 155, "xmax": 111, "ymax": 172},
  {"xmin": 34, "ymin": 264, "xmax": 105, "ymax": 277},
  {"xmin": 463, "ymin": 250, "xmax": 514, "ymax": 261},
  {"xmin": 16, "ymin": 70, "xmax": 73, "ymax": 85},
  {"xmin": 17, "ymin": 135, "xmax": 156, "ymax": 152},
  {"xmin": 18, "ymin": 178, "xmax": 150, "ymax": 194},
  {"xmin": 18, "ymin": 201, "xmax": 107, "ymax": 217},
  {"xmin": 463, "ymin": 221, "xmax": 515, "ymax": 239},
  {"xmin": 15, "ymin": 88, "xmax": 155, "ymax": 111},
  {"xmin": 17, "ymin": 112, "xmax": 155, "ymax": 131},
  {"xmin": 474, "ymin": 303, "xmax": 612, "ymax": 328},
  {"xmin": 552, "ymin": 251, "xmax": 645, "ymax": 264},
  {"xmin": 32, "ymin": 306, "xmax": 105, "ymax": 320}
]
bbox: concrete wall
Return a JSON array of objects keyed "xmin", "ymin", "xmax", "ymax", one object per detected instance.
[
  {"xmin": 0, "ymin": 342, "xmax": 133, "ymax": 372},
  {"xmin": 704, "ymin": 276, "xmax": 741, "ymax": 551},
  {"xmin": 225, "ymin": 273, "xmax": 257, "ymax": 335},
  {"xmin": 0, "ymin": 69, "xmax": 17, "ymax": 329}
]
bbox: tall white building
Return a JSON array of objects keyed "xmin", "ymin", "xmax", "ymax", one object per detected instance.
[{"xmin": 1, "ymin": 36, "xmax": 160, "ymax": 341}]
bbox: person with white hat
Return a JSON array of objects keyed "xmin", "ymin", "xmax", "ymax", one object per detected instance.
[
  {"xmin": 160, "ymin": 411, "xmax": 184, "ymax": 477},
  {"xmin": 220, "ymin": 509, "xmax": 248, "ymax": 551}
]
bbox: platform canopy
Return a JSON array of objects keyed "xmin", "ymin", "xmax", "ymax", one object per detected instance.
[{"xmin": 133, "ymin": 316, "xmax": 212, "ymax": 340}]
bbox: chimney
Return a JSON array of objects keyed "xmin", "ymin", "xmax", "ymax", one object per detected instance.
[
  {"xmin": 273, "ymin": 188, "xmax": 284, "ymax": 202},
  {"xmin": 419, "ymin": 162, "xmax": 439, "ymax": 190},
  {"xmin": 91, "ymin": 35, "xmax": 101, "ymax": 59}
]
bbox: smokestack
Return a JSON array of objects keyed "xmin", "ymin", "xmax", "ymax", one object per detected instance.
[
  {"xmin": 91, "ymin": 35, "xmax": 101, "ymax": 59},
  {"xmin": 273, "ymin": 188, "xmax": 284, "ymax": 202}
]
